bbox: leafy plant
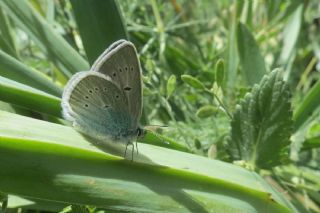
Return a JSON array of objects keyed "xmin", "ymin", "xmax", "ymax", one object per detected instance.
[{"xmin": 0, "ymin": 0, "xmax": 319, "ymax": 212}]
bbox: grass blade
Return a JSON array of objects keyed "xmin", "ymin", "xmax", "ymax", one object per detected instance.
[
  {"xmin": 0, "ymin": 50, "xmax": 62, "ymax": 96},
  {"xmin": 0, "ymin": 111, "xmax": 297, "ymax": 213},
  {"xmin": 293, "ymin": 80, "xmax": 320, "ymax": 131},
  {"xmin": 0, "ymin": 76, "xmax": 61, "ymax": 117},
  {"xmin": 71, "ymin": 0, "xmax": 128, "ymax": 65},
  {"xmin": 0, "ymin": 0, "xmax": 89, "ymax": 77}
]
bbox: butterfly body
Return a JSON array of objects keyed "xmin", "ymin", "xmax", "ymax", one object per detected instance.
[{"xmin": 62, "ymin": 40, "xmax": 144, "ymax": 146}]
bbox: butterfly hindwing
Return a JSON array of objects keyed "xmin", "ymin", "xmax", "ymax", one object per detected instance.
[
  {"xmin": 62, "ymin": 71, "xmax": 135, "ymax": 141},
  {"xmin": 91, "ymin": 41, "xmax": 142, "ymax": 128}
]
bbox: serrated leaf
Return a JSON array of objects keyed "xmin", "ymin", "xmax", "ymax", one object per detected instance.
[
  {"xmin": 196, "ymin": 105, "xmax": 218, "ymax": 118},
  {"xmin": 237, "ymin": 22, "xmax": 266, "ymax": 85},
  {"xmin": 181, "ymin": 74, "xmax": 206, "ymax": 90},
  {"xmin": 228, "ymin": 70, "xmax": 293, "ymax": 169},
  {"xmin": 166, "ymin": 75, "xmax": 176, "ymax": 98},
  {"xmin": 215, "ymin": 59, "xmax": 224, "ymax": 87}
]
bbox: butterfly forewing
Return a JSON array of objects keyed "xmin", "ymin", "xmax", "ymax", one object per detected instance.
[
  {"xmin": 91, "ymin": 41, "xmax": 142, "ymax": 128},
  {"xmin": 62, "ymin": 72, "xmax": 135, "ymax": 141}
]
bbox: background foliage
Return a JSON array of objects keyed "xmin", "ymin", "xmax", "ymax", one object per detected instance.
[{"xmin": 0, "ymin": 0, "xmax": 319, "ymax": 212}]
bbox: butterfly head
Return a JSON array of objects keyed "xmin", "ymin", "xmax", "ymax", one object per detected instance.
[{"xmin": 136, "ymin": 127, "xmax": 146, "ymax": 139}]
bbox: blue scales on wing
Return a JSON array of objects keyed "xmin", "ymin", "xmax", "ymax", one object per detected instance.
[
  {"xmin": 91, "ymin": 40, "xmax": 142, "ymax": 130},
  {"xmin": 61, "ymin": 71, "xmax": 137, "ymax": 143}
]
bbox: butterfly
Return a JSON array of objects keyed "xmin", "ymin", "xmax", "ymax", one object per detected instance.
[{"xmin": 61, "ymin": 40, "xmax": 145, "ymax": 158}]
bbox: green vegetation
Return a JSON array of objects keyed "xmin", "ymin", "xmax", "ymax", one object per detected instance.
[{"xmin": 0, "ymin": 0, "xmax": 319, "ymax": 212}]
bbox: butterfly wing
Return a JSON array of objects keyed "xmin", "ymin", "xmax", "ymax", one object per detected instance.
[
  {"xmin": 61, "ymin": 71, "xmax": 136, "ymax": 142},
  {"xmin": 91, "ymin": 40, "xmax": 142, "ymax": 128}
]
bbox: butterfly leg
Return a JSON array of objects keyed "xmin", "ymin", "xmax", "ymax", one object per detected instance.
[
  {"xmin": 135, "ymin": 141, "xmax": 139, "ymax": 155},
  {"xmin": 124, "ymin": 143, "xmax": 129, "ymax": 158},
  {"xmin": 131, "ymin": 142, "xmax": 134, "ymax": 161},
  {"xmin": 124, "ymin": 142, "xmax": 135, "ymax": 161}
]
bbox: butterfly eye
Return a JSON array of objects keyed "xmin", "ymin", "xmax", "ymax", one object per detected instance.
[
  {"xmin": 89, "ymin": 90, "xmax": 93, "ymax": 93},
  {"xmin": 94, "ymin": 87, "xmax": 99, "ymax": 91},
  {"xmin": 113, "ymin": 72, "xmax": 116, "ymax": 77},
  {"xmin": 85, "ymin": 104, "xmax": 89, "ymax": 107},
  {"xmin": 119, "ymin": 68, "xmax": 122, "ymax": 72},
  {"xmin": 104, "ymin": 105, "xmax": 109, "ymax": 108},
  {"xmin": 125, "ymin": 67, "xmax": 128, "ymax": 71},
  {"xmin": 85, "ymin": 96, "xmax": 89, "ymax": 99},
  {"xmin": 115, "ymin": 95, "xmax": 119, "ymax": 99}
]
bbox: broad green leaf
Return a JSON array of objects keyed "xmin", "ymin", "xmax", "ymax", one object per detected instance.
[
  {"xmin": 196, "ymin": 105, "xmax": 218, "ymax": 118},
  {"xmin": 293, "ymin": 80, "xmax": 320, "ymax": 131},
  {"xmin": 0, "ymin": 50, "xmax": 62, "ymax": 96},
  {"xmin": 0, "ymin": 76, "xmax": 61, "ymax": 117},
  {"xmin": 237, "ymin": 22, "xmax": 266, "ymax": 85},
  {"xmin": 166, "ymin": 75, "xmax": 176, "ymax": 98},
  {"xmin": 0, "ymin": 111, "xmax": 297, "ymax": 213},
  {"xmin": 228, "ymin": 70, "xmax": 293, "ymax": 169},
  {"xmin": 71, "ymin": 0, "xmax": 128, "ymax": 65},
  {"xmin": 0, "ymin": 0, "xmax": 89, "ymax": 77},
  {"xmin": 215, "ymin": 59, "xmax": 225, "ymax": 87},
  {"xmin": 181, "ymin": 75, "xmax": 206, "ymax": 90}
]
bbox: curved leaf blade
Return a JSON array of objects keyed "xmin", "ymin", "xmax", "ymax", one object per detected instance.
[
  {"xmin": 0, "ymin": 76, "xmax": 61, "ymax": 117},
  {"xmin": 0, "ymin": 111, "xmax": 296, "ymax": 213},
  {"xmin": 71, "ymin": 0, "xmax": 128, "ymax": 65},
  {"xmin": 237, "ymin": 22, "xmax": 266, "ymax": 85},
  {"xmin": 0, "ymin": 0, "xmax": 89, "ymax": 77},
  {"xmin": 0, "ymin": 50, "xmax": 62, "ymax": 96}
]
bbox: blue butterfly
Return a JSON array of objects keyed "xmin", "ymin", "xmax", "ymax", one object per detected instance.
[{"xmin": 62, "ymin": 40, "xmax": 144, "ymax": 157}]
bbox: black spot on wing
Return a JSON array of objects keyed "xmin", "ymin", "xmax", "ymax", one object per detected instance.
[{"xmin": 124, "ymin": 86, "xmax": 131, "ymax": 91}]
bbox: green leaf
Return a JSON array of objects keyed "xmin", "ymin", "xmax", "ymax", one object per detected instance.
[
  {"xmin": 215, "ymin": 59, "xmax": 225, "ymax": 87},
  {"xmin": 139, "ymin": 130, "xmax": 191, "ymax": 153},
  {"xmin": 279, "ymin": 4, "xmax": 303, "ymax": 64},
  {"xmin": 166, "ymin": 75, "xmax": 176, "ymax": 98},
  {"xmin": 181, "ymin": 75, "xmax": 206, "ymax": 90},
  {"xmin": 0, "ymin": 76, "xmax": 61, "ymax": 117},
  {"xmin": 302, "ymin": 136, "xmax": 320, "ymax": 151},
  {"xmin": 0, "ymin": 8, "xmax": 18, "ymax": 58},
  {"xmin": 293, "ymin": 80, "xmax": 320, "ymax": 131},
  {"xmin": 0, "ymin": 0, "xmax": 89, "ymax": 77},
  {"xmin": 228, "ymin": 70, "xmax": 293, "ymax": 169},
  {"xmin": 70, "ymin": 0, "xmax": 128, "ymax": 65},
  {"xmin": 0, "ymin": 50, "xmax": 62, "ymax": 96},
  {"xmin": 196, "ymin": 105, "xmax": 218, "ymax": 118},
  {"xmin": 225, "ymin": 1, "xmax": 240, "ymax": 90},
  {"xmin": 0, "ymin": 111, "xmax": 297, "ymax": 213},
  {"xmin": 237, "ymin": 22, "xmax": 266, "ymax": 85}
]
